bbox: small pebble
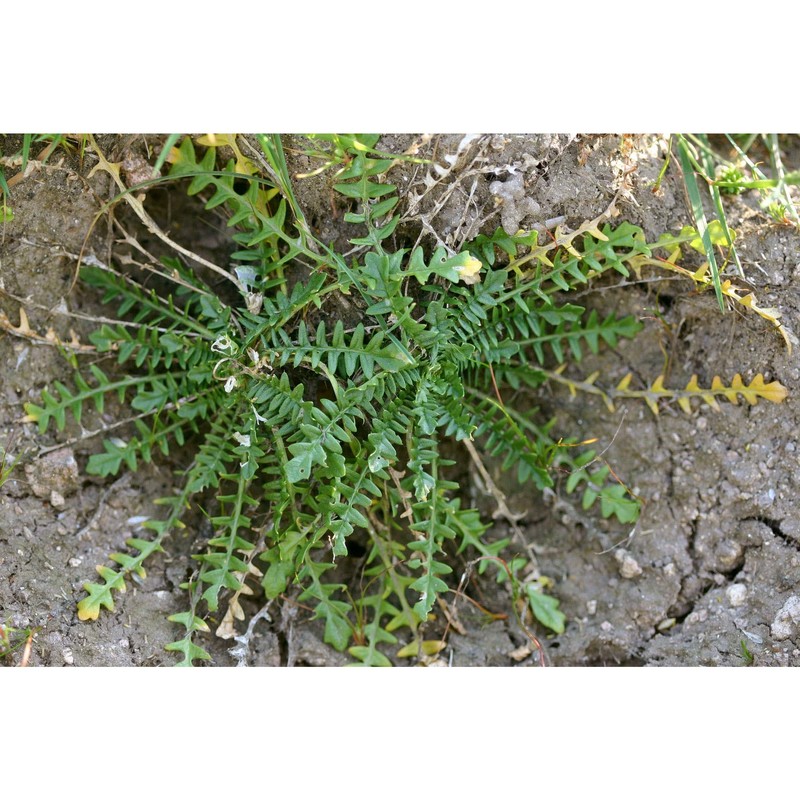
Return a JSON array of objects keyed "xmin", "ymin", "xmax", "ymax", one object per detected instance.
[
  {"xmin": 756, "ymin": 488, "xmax": 776, "ymax": 509},
  {"xmin": 615, "ymin": 548, "xmax": 643, "ymax": 579},
  {"xmin": 50, "ymin": 490, "xmax": 66, "ymax": 509},
  {"xmin": 726, "ymin": 584, "xmax": 747, "ymax": 607},
  {"xmin": 62, "ymin": 648, "xmax": 74, "ymax": 665},
  {"xmin": 685, "ymin": 609, "xmax": 708, "ymax": 626},
  {"xmin": 122, "ymin": 151, "xmax": 158, "ymax": 188},
  {"xmin": 716, "ymin": 541, "xmax": 742, "ymax": 570}
]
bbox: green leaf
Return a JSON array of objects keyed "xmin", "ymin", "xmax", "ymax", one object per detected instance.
[
  {"xmin": 599, "ymin": 485, "xmax": 640, "ymax": 523},
  {"xmin": 285, "ymin": 440, "xmax": 326, "ymax": 483},
  {"xmin": 526, "ymin": 585, "xmax": 566, "ymax": 634},
  {"xmin": 168, "ymin": 612, "xmax": 210, "ymax": 633},
  {"xmin": 334, "ymin": 181, "xmax": 394, "ymax": 199},
  {"xmin": 407, "ymin": 247, "xmax": 483, "ymax": 284},
  {"xmin": 262, "ymin": 557, "xmax": 295, "ymax": 600},
  {"xmin": 348, "ymin": 646, "xmax": 393, "ymax": 667},
  {"xmin": 164, "ymin": 638, "xmax": 212, "ymax": 666},
  {"xmin": 77, "ymin": 566, "xmax": 127, "ymax": 621},
  {"xmin": 319, "ymin": 603, "xmax": 353, "ymax": 651}
]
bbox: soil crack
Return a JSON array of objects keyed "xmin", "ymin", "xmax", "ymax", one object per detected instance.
[{"xmin": 744, "ymin": 516, "xmax": 799, "ymax": 552}]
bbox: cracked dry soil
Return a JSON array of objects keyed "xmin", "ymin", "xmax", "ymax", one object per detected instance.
[{"xmin": 1, "ymin": 133, "xmax": 799, "ymax": 666}]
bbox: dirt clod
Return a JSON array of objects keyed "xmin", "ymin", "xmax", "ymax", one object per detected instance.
[
  {"xmin": 23, "ymin": 447, "xmax": 79, "ymax": 500},
  {"xmin": 615, "ymin": 549, "xmax": 643, "ymax": 579},
  {"xmin": 770, "ymin": 596, "xmax": 800, "ymax": 641}
]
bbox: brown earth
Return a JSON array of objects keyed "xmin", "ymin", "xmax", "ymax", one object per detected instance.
[{"xmin": 1, "ymin": 133, "xmax": 798, "ymax": 666}]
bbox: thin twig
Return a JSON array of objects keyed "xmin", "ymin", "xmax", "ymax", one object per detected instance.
[
  {"xmin": 0, "ymin": 276, "xmax": 189, "ymax": 333},
  {"xmin": 112, "ymin": 218, "xmax": 215, "ymax": 299},
  {"xmin": 18, "ymin": 632, "xmax": 33, "ymax": 668},
  {"xmin": 82, "ymin": 135, "xmax": 244, "ymax": 294},
  {"xmin": 462, "ymin": 438, "xmax": 539, "ymax": 573},
  {"xmin": 457, "ymin": 555, "xmax": 548, "ymax": 667},
  {"xmin": 33, "ymin": 395, "xmax": 199, "ymax": 456}
]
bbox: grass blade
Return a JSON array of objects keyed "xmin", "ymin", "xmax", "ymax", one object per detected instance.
[
  {"xmin": 151, "ymin": 134, "xmax": 182, "ymax": 178},
  {"xmin": 696, "ymin": 134, "xmax": 743, "ymax": 277},
  {"xmin": 675, "ymin": 135, "xmax": 725, "ymax": 312}
]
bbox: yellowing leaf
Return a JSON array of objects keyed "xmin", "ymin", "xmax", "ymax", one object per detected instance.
[
  {"xmin": 76, "ymin": 602, "xmax": 100, "ymax": 622},
  {"xmin": 702, "ymin": 392, "xmax": 721, "ymax": 411},
  {"xmin": 732, "ymin": 373, "xmax": 788, "ymax": 405},
  {"xmin": 693, "ymin": 263, "xmax": 710, "ymax": 280},
  {"xmin": 396, "ymin": 640, "xmax": 446, "ymax": 658},
  {"xmin": 165, "ymin": 145, "xmax": 182, "ymax": 165},
  {"xmin": 584, "ymin": 226, "xmax": 609, "ymax": 241},
  {"xmin": 678, "ymin": 374, "xmax": 699, "ymax": 414},
  {"xmin": 616, "ymin": 372, "xmax": 633, "ymax": 391},
  {"xmin": 645, "ymin": 397, "xmax": 659, "ymax": 416},
  {"xmin": 455, "ymin": 254, "xmax": 483, "ymax": 285},
  {"xmin": 196, "ymin": 134, "xmax": 257, "ymax": 176},
  {"xmin": 689, "ymin": 219, "xmax": 733, "ymax": 252},
  {"xmin": 751, "ymin": 374, "xmax": 789, "ymax": 404}
]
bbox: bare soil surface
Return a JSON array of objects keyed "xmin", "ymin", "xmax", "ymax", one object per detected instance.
[{"xmin": 2, "ymin": 133, "xmax": 799, "ymax": 666}]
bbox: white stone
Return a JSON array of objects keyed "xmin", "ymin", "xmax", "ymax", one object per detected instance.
[
  {"xmin": 615, "ymin": 548, "xmax": 643, "ymax": 579},
  {"xmin": 771, "ymin": 596, "xmax": 800, "ymax": 641},
  {"xmin": 726, "ymin": 584, "xmax": 747, "ymax": 607}
]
